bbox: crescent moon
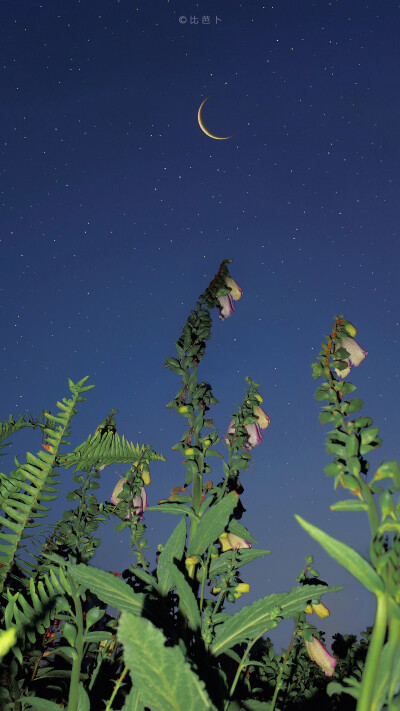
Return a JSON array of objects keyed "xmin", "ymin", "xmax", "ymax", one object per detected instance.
[{"xmin": 198, "ymin": 97, "xmax": 233, "ymax": 140}]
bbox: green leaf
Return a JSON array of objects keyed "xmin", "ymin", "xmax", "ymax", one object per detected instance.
[
  {"xmin": 340, "ymin": 382, "xmax": 357, "ymax": 394},
  {"xmin": 228, "ymin": 520, "xmax": 257, "ymax": 544},
  {"xmin": 347, "ymin": 398, "xmax": 364, "ymax": 414},
  {"xmin": 157, "ymin": 517, "xmax": 187, "ymax": 595},
  {"xmin": 347, "ymin": 456, "xmax": 361, "ymax": 476},
  {"xmin": 324, "ymin": 462, "xmax": 343, "ymax": 478},
  {"xmin": 118, "ymin": 613, "xmax": 216, "ymax": 711},
  {"xmin": 21, "ymin": 697, "xmax": 63, "ymax": 710},
  {"xmin": 360, "ymin": 427, "xmax": 380, "ymax": 445},
  {"xmin": 0, "ymin": 627, "xmax": 17, "ymax": 661},
  {"xmin": 69, "ymin": 564, "xmax": 146, "ymax": 616},
  {"xmin": 121, "ymin": 685, "xmax": 145, "ymax": 711},
  {"xmin": 169, "ymin": 564, "xmax": 201, "ymax": 630},
  {"xmin": 330, "ymin": 500, "xmax": 368, "ymax": 512},
  {"xmin": 373, "ymin": 460, "xmax": 400, "ymax": 488},
  {"xmin": 345, "ymin": 434, "xmax": 359, "ymax": 457},
  {"xmin": 146, "ymin": 503, "xmax": 196, "ymax": 519},
  {"xmin": 354, "ymin": 416, "xmax": 373, "ymax": 429},
  {"xmin": 83, "ymin": 631, "xmax": 112, "ymax": 643},
  {"xmin": 187, "ymin": 492, "xmax": 237, "ymax": 557},
  {"xmin": 319, "ymin": 411, "xmax": 335, "ymax": 424},
  {"xmin": 210, "ymin": 584, "xmax": 340, "ymax": 656},
  {"xmin": 77, "ymin": 682, "xmax": 90, "ymax": 711},
  {"xmin": 210, "ymin": 549, "xmax": 271, "ymax": 578},
  {"xmin": 295, "ymin": 515, "xmax": 385, "ymax": 594},
  {"xmin": 315, "ymin": 386, "xmax": 329, "ymax": 401},
  {"xmin": 132, "ymin": 568, "xmax": 160, "ymax": 591}
]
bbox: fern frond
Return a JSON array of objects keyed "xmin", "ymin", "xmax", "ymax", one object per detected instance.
[
  {"xmin": 0, "ymin": 411, "xmax": 52, "ymax": 457},
  {"xmin": 58, "ymin": 432, "xmax": 166, "ymax": 473},
  {"xmin": 0, "ymin": 377, "xmax": 93, "ymax": 593}
]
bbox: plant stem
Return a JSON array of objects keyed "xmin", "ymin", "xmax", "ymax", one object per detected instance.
[
  {"xmin": 67, "ymin": 579, "xmax": 84, "ymax": 711},
  {"xmin": 270, "ymin": 616, "xmax": 300, "ymax": 711},
  {"xmin": 199, "ymin": 545, "xmax": 212, "ymax": 612},
  {"xmin": 104, "ymin": 665, "xmax": 129, "ymax": 711},
  {"xmin": 357, "ymin": 591, "xmax": 388, "ymax": 711},
  {"xmin": 225, "ymin": 640, "xmax": 252, "ymax": 709}
]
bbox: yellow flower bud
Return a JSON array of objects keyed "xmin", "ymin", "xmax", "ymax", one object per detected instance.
[
  {"xmin": 185, "ymin": 448, "xmax": 194, "ymax": 456},
  {"xmin": 235, "ymin": 583, "xmax": 250, "ymax": 594},
  {"xmin": 185, "ymin": 556, "xmax": 197, "ymax": 566},
  {"xmin": 344, "ymin": 322, "xmax": 357, "ymax": 337},
  {"xmin": 203, "ymin": 438, "xmax": 212, "ymax": 447},
  {"xmin": 305, "ymin": 604, "xmax": 313, "ymax": 614},
  {"xmin": 255, "ymin": 393, "xmax": 264, "ymax": 403},
  {"xmin": 312, "ymin": 603, "xmax": 330, "ymax": 619},
  {"xmin": 141, "ymin": 469, "xmax": 151, "ymax": 485},
  {"xmin": 179, "ymin": 405, "xmax": 189, "ymax": 413},
  {"xmin": 211, "ymin": 586, "xmax": 222, "ymax": 594}
]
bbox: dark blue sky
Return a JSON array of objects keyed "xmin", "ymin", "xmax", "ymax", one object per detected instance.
[{"xmin": 1, "ymin": 0, "xmax": 399, "ymax": 650}]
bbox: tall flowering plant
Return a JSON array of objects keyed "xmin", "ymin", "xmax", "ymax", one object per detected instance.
[
  {"xmin": 0, "ymin": 263, "xmax": 355, "ymax": 711},
  {"xmin": 297, "ymin": 315, "xmax": 400, "ymax": 710}
]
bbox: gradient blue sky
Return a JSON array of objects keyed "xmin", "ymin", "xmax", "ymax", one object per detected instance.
[{"xmin": 1, "ymin": 0, "xmax": 399, "ymax": 651}]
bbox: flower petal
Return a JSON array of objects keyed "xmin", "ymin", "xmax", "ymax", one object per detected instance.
[
  {"xmin": 245, "ymin": 422, "xmax": 263, "ymax": 449},
  {"xmin": 111, "ymin": 477, "xmax": 128, "ymax": 505},
  {"xmin": 218, "ymin": 294, "xmax": 235, "ymax": 320},
  {"xmin": 341, "ymin": 337, "xmax": 368, "ymax": 367},
  {"xmin": 225, "ymin": 276, "xmax": 243, "ymax": 301},
  {"xmin": 305, "ymin": 636, "xmax": 337, "ymax": 677},
  {"xmin": 335, "ymin": 359, "xmax": 351, "ymax": 379},
  {"xmin": 219, "ymin": 532, "xmax": 251, "ymax": 551},
  {"xmin": 253, "ymin": 405, "xmax": 271, "ymax": 429},
  {"xmin": 312, "ymin": 602, "xmax": 330, "ymax": 619}
]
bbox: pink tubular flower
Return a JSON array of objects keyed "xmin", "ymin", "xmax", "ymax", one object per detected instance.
[
  {"xmin": 335, "ymin": 336, "xmax": 368, "ymax": 378},
  {"xmin": 219, "ymin": 532, "xmax": 251, "ymax": 551},
  {"xmin": 111, "ymin": 478, "xmax": 148, "ymax": 521},
  {"xmin": 218, "ymin": 294, "xmax": 235, "ymax": 320},
  {"xmin": 245, "ymin": 422, "xmax": 263, "ymax": 448},
  {"xmin": 217, "ymin": 275, "xmax": 243, "ymax": 320},
  {"xmin": 225, "ymin": 419, "xmax": 263, "ymax": 449},
  {"xmin": 305, "ymin": 636, "xmax": 337, "ymax": 677}
]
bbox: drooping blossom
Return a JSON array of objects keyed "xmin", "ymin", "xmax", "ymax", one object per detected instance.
[
  {"xmin": 304, "ymin": 636, "xmax": 337, "ymax": 677},
  {"xmin": 217, "ymin": 276, "xmax": 243, "ymax": 320},
  {"xmin": 225, "ymin": 276, "xmax": 243, "ymax": 301},
  {"xmin": 111, "ymin": 478, "xmax": 148, "ymax": 521},
  {"xmin": 225, "ymin": 405, "xmax": 270, "ymax": 450},
  {"xmin": 253, "ymin": 405, "xmax": 271, "ymax": 429},
  {"xmin": 335, "ymin": 336, "xmax": 368, "ymax": 379},
  {"xmin": 218, "ymin": 294, "xmax": 235, "ymax": 320},
  {"xmin": 219, "ymin": 532, "xmax": 251, "ymax": 551},
  {"xmin": 304, "ymin": 602, "xmax": 330, "ymax": 619}
]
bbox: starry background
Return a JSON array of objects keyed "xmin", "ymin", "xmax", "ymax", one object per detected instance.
[{"xmin": 1, "ymin": 0, "xmax": 399, "ymax": 652}]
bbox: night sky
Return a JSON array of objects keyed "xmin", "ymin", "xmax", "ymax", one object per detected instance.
[{"xmin": 2, "ymin": 0, "xmax": 399, "ymax": 651}]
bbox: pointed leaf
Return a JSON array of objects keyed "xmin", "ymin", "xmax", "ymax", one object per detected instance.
[
  {"xmin": 69, "ymin": 564, "xmax": 146, "ymax": 616},
  {"xmin": 330, "ymin": 500, "xmax": 368, "ymax": 512},
  {"xmin": 211, "ymin": 584, "xmax": 341, "ymax": 656},
  {"xmin": 157, "ymin": 517, "xmax": 187, "ymax": 595},
  {"xmin": 169, "ymin": 564, "xmax": 201, "ymax": 630},
  {"xmin": 146, "ymin": 503, "xmax": 196, "ymax": 519},
  {"xmin": 210, "ymin": 549, "xmax": 271, "ymax": 578},
  {"xmin": 187, "ymin": 492, "xmax": 237, "ymax": 557},
  {"xmin": 118, "ymin": 613, "xmax": 216, "ymax": 711},
  {"xmin": 295, "ymin": 515, "xmax": 384, "ymax": 594}
]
